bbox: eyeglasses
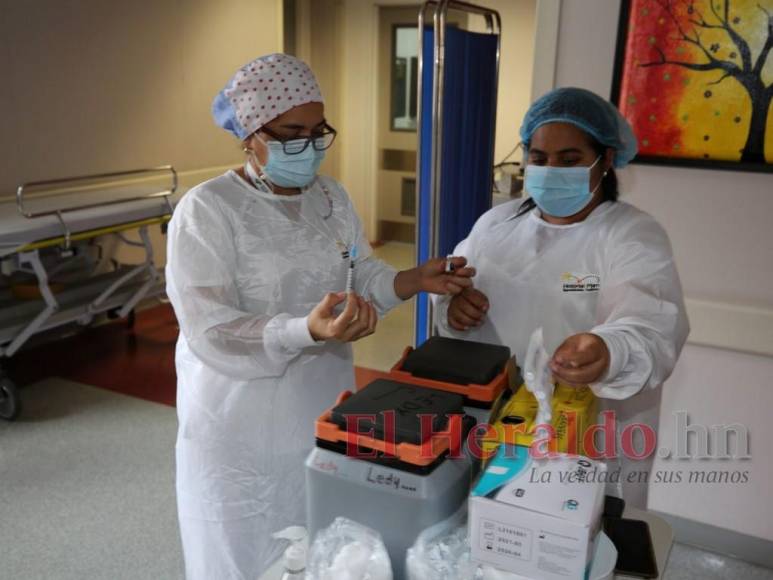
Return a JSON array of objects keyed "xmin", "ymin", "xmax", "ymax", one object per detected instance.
[{"xmin": 258, "ymin": 123, "xmax": 337, "ymax": 155}]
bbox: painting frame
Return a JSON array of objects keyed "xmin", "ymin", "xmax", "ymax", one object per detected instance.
[{"xmin": 610, "ymin": 0, "xmax": 773, "ymax": 173}]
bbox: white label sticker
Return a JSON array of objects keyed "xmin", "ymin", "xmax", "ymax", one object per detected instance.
[{"xmin": 479, "ymin": 518, "xmax": 533, "ymax": 561}]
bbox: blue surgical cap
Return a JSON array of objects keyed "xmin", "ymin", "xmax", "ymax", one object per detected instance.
[{"xmin": 519, "ymin": 87, "xmax": 638, "ymax": 168}]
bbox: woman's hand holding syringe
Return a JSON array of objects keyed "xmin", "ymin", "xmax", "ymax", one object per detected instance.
[{"xmin": 307, "ymin": 292, "xmax": 377, "ymax": 343}]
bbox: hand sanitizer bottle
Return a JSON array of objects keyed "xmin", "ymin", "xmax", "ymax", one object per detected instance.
[{"xmin": 272, "ymin": 526, "xmax": 307, "ymax": 580}]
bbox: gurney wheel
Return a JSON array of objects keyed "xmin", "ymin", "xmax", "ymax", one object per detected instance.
[{"xmin": 0, "ymin": 376, "xmax": 21, "ymax": 421}]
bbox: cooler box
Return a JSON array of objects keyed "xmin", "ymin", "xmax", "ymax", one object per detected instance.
[
  {"xmin": 306, "ymin": 379, "xmax": 475, "ymax": 580},
  {"xmin": 390, "ymin": 336, "xmax": 516, "ymax": 425}
]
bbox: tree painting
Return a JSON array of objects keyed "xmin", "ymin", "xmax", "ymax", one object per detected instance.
[{"xmin": 615, "ymin": 0, "xmax": 772, "ymax": 166}]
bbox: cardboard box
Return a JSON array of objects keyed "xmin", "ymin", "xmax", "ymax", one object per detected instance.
[{"xmin": 469, "ymin": 444, "xmax": 606, "ymax": 579}]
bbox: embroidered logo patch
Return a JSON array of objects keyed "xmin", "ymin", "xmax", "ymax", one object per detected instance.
[{"xmin": 561, "ymin": 272, "xmax": 601, "ymax": 292}]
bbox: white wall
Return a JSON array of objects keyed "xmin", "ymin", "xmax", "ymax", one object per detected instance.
[
  {"xmin": 0, "ymin": 0, "xmax": 283, "ymax": 267},
  {"xmin": 651, "ymin": 344, "xmax": 773, "ymax": 541},
  {"xmin": 0, "ymin": 0, "xmax": 283, "ymax": 196},
  {"xmin": 542, "ymin": 0, "xmax": 773, "ymax": 540},
  {"xmin": 294, "ymin": 0, "xmax": 344, "ymax": 181},
  {"xmin": 469, "ymin": 0, "xmax": 536, "ymax": 165},
  {"xmin": 338, "ymin": 0, "xmax": 382, "ymax": 238}
]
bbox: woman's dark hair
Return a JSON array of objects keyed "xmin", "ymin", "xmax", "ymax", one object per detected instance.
[{"xmin": 515, "ymin": 136, "xmax": 619, "ymax": 218}]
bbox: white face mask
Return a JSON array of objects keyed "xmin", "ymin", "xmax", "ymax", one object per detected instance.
[
  {"xmin": 253, "ymin": 135, "xmax": 325, "ymax": 189},
  {"xmin": 524, "ymin": 156, "xmax": 607, "ymax": 217}
]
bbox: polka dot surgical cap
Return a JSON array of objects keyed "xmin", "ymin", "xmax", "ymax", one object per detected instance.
[{"xmin": 212, "ymin": 53, "xmax": 324, "ymax": 140}]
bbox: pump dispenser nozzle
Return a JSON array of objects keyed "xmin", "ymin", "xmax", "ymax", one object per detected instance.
[{"xmin": 272, "ymin": 526, "xmax": 308, "ymax": 578}]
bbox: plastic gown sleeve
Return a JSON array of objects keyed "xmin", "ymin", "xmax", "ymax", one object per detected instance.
[
  {"xmin": 345, "ymin": 196, "xmax": 403, "ymax": 315},
  {"xmin": 431, "ymin": 237, "xmax": 473, "ymax": 338},
  {"xmin": 590, "ymin": 219, "xmax": 690, "ymax": 400},
  {"xmin": 166, "ymin": 206, "xmax": 317, "ymax": 381}
]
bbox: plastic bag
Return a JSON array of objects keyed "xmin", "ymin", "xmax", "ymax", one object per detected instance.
[
  {"xmin": 405, "ymin": 505, "xmax": 481, "ymax": 580},
  {"xmin": 406, "ymin": 505, "xmax": 529, "ymax": 580},
  {"xmin": 306, "ymin": 517, "xmax": 393, "ymax": 580}
]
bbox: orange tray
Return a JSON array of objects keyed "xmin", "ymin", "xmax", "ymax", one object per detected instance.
[
  {"xmin": 315, "ymin": 390, "xmax": 466, "ymax": 467},
  {"xmin": 387, "ymin": 346, "xmax": 509, "ymax": 405}
]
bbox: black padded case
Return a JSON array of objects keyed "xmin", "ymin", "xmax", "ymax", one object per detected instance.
[{"xmin": 401, "ymin": 336, "xmax": 511, "ymax": 386}]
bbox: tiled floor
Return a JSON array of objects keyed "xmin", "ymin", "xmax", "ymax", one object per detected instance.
[
  {"xmin": 1, "ymin": 378, "xmax": 184, "ymax": 580},
  {"xmin": 664, "ymin": 543, "xmax": 773, "ymax": 579}
]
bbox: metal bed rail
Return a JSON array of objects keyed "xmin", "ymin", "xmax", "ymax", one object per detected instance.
[{"xmin": 16, "ymin": 165, "xmax": 177, "ymax": 250}]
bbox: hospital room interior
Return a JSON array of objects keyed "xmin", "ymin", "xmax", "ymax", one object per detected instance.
[{"xmin": 1, "ymin": 0, "xmax": 772, "ymax": 578}]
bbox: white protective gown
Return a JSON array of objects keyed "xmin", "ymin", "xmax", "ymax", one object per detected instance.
[
  {"xmin": 434, "ymin": 199, "xmax": 689, "ymax": 508},
  {"xmin": 166, "ymin": 170, "xmax": 402, "ymax": 579}
]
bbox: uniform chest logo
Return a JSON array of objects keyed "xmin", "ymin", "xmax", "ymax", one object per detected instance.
[{"xmin": 561, "ymin": 272, "xmax": 601, "ymax": 293}]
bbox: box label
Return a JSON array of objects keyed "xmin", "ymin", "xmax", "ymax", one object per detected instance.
[
  {"xmin": 536, "ymin": 530, "xmax": 584, "ymax": 577},
  {"xmin": 478, "ymin": 518, "xmax": 533, "ymax": 561}
]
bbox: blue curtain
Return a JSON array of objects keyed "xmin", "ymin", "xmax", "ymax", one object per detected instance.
[{"xmin": 415, "ymin": 26, "xmax": 498, "ymax": 346}]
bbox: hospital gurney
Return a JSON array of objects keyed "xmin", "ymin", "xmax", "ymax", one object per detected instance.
[{"xmin": 0, "ymin": 166, "xmax": 184, "ymax": 420}]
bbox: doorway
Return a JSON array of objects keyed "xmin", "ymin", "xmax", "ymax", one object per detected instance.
[{"xmin": 375, "ymin": 6, "xmax": 466, "ymax": 243}]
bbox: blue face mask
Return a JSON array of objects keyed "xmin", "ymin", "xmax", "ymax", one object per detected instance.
[
  {"xmin": 259, "ymin": 137, "xmax": 325, "ymax": 188},
  {"xmin": 524, "ymin": 156, "xmax": 605, "ymax": 218}
]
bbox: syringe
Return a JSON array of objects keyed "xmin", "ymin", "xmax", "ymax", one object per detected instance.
[{"xmin": 345, "ymin": 245, "xmax": 358, "ymax": 294}]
